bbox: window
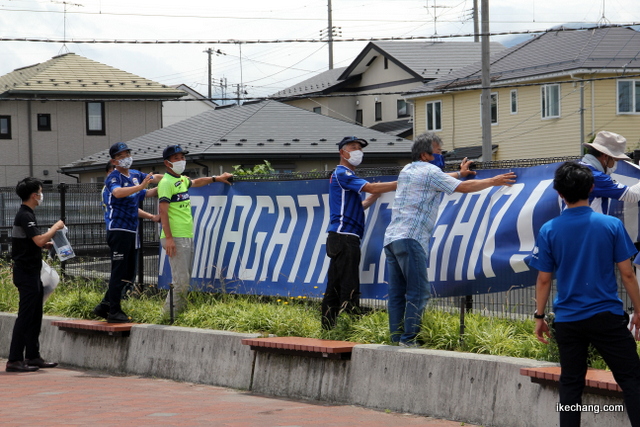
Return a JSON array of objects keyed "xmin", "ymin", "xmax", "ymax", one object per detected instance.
[
  {"xmin": 0, "ymin": 116, "xmax": 11, "ymax": 139},
  {"xmin": 541, "ymin": 84, "xmax": 560, "ymax": 118},
  {"xmin": 397, "ymin": 99, "xmax": 409, "ymax": 118},
  {"xmin": 510, "ymin": 90, "xmax": 518, "ymax": 114},
  {"xmin": 37, "ymin": 113, "xmax": 51, "ymax": 131},
  {"xmin": 480, "ymin": 93, "xmax": 498, "ymax": 124},
  {"xmin": 426, "ymin": 101, "xmax": 442, "ymax": 131},
  {"xmin": 384, "ymin": 57, "xmax": 389, "ymax": 69},
  {"xmin": 313, "ymin": 106, "xmax": 321, "ymax": 114},
  {"xmin": 617, "ymin": 80, "xmax": 640, "ymax": 113},
  {"xmin": 355, "ymin": 109, "xmax": 363, "ymax": 126},
  {"xmin": 374, "ymin": 101, "xmax": 382, "ymax": 121},
  {"xmin": 86, "ymin": 101, "xmax": 105, "ymax": 135}
]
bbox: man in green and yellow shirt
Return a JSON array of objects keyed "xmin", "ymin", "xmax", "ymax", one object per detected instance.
[{"xmin": 158, "ymin": 145, "xmax": 233, "ymax": 315}]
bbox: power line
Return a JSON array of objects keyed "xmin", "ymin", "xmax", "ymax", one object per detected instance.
[{"xmin": 2, "ymin": 23, "xmax": 639, "ymax": 45}]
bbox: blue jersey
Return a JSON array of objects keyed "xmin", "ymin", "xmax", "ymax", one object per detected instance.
[
  {"xmin": 530, "ymin": 206, "xmax": 635, "ymax": 322},
  {"xmin": 327, "ymin": 165, "xmax": 369, "ymax": 238},
  {"xmin": 579, "ymin": 161, "xmax": 628, "ymax": 214},
  {"xmin": 103, "ymin": 169, "xmax": 147, "ymax": 232}
]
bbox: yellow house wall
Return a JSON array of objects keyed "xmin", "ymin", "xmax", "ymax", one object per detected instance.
[{"xmin": 413, "ymin": 73, "xmax": 640, "ymax": 160}]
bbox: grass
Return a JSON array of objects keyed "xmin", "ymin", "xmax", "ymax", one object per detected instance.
[{"xmin": 0, "ymin": 261, "xmax": 615, "ymax": 366}]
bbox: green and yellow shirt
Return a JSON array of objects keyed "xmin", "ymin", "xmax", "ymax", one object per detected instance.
[{"xmin": 158, "ymin": 174, "xmax": 193, "ymax": 238}]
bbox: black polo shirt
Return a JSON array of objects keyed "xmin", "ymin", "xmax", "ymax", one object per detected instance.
[{"xmin": 11, "ymin": 204, "xmax": 43, "ymax": 270}]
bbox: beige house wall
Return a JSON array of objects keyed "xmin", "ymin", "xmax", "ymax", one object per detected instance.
[
  {"xmin": 412, "ymin": 73, "xmax": 640, "ymax": 161},
  {"xmin": 283, "ymin": 55, "xmax": 420, "ymax": 130},
  {"xmin": 0, "ymin": 100, "xmax": 163, "ymax": 186}
]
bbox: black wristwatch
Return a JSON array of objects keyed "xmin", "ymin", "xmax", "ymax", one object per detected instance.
[
  {"xmin": 211, "ymin": 176, "xmax": 216, "ymax": 182},
  {"xmin": 533, "ymin": 310, "xmax": 545, "ymax": 319}
]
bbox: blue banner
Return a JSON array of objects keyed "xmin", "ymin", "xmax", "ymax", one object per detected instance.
[{"xmin": 158, "ymin": 161, "xmax": 640, "ymax": 298}]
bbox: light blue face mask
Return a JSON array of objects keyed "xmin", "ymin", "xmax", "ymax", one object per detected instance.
[{"xmin": 429, "ymin": 153, "xmax": 445, "ymax": 170}]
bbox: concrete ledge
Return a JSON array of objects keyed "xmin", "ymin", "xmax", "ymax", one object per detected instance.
[{"xmin": 0, "ymin": 312, "xmax": 631, "ymax": 427}]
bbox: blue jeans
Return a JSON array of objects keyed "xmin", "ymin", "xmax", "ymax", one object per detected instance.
[{"xmin": 384, "ymin": 238, "xmax": 430, "ymax": 344}]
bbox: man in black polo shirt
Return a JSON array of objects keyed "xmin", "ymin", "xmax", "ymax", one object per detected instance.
[{"xmin": 6, "ymin": 177, "xmax": 64, "ymax": 372}]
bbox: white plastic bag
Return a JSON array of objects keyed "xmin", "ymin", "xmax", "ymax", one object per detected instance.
[{"xmin": 41, "ymin": 260, "xmax": 60, "ymax": 302}]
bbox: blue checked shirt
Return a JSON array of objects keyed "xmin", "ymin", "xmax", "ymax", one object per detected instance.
[
  {"xmin": 103, "ymin": 169, "xmax": 148, "ymax": 232},
  {"xmin": 384, "ymin": 161, "xmax": 460, "ymax": 254}
]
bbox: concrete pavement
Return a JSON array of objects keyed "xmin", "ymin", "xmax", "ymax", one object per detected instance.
[{"xmin": 0, "ymin": 360, "xmax": 479, "ymax": 427}]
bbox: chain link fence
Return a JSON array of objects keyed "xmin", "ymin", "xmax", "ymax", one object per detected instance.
[{"xmin": 0, "ymin": 155, "xmax": 634, "ymax": 319}]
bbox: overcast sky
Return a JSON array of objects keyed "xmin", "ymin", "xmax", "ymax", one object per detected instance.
[{"xmin": 1, "ymin": 0, "xmax": 639, "ymax": 100}]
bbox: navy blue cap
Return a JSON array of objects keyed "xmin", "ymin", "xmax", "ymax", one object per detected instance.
[
  {"xmin": 337, "ymin": 136, "xmax": 368, "ymax": 150},
  {"xmin": 163, "ymin": 144, "xmax": 189, "ymax": 160},
  {"xmin": 109, "ymin": 142, "xmax": 130, "ymax": 159}
]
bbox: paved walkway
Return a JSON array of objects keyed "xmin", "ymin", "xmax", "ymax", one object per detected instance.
[{"xmin": 0, "ymin": 360, "xmax": 479, "ymax": 427}]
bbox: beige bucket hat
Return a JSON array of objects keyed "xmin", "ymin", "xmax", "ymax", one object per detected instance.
[{"xmin": 582, "ymin": 131, "xmax": 631, "ymax": 160}]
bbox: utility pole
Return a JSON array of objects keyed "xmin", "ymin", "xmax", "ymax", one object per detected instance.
[
  {"xmin": 480, "ymin": 0, "xmax": 492, "ymax": 161},
  {"xmin": 473, "ymin": 0, "xmax": 479, "ymax": 42},
  {"xmin": 328, "ymin": 0, "xmax": 334, "ymax": 69},
  {"xmin": 204, "ymin": 48, "xmax": 225, "ymax": 100}
]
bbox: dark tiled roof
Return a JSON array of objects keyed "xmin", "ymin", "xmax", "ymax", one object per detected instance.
[
  {"xmin": 369, "ymin": 119, "xmax": 413, "ymax": 137},
  {"xmin": 406, "ymin": 26, "xmax": 640, "ymax": 95},
  {"xmin": 272, "ymin": 67, "xmax": 348, "ymax": 97},
  {"xmin": 61, "ymin": 100, "xmax": 412, "ymax": 172},
  {"xmin": 339, "ymin": 41, "xmax": 506, "ymax": 81}
]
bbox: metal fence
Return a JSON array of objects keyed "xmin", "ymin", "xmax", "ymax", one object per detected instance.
[{"xmin": 0, "ymin": 155, "xmax": 634, "ymax": 319}]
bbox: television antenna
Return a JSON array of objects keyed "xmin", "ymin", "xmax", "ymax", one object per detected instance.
[{"xmin": 50, "ymin": 1, "xmax": 84, "ymax": 53}]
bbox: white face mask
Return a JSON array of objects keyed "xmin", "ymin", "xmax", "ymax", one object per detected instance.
[
  {"xmin": 36, "ymin": 192, "xmax": 43, "ymax": 206},
  {"xmin": 345, "ymin": 150, "xmax": 363, "ymax": 167},
  {"xmin": 117, "ymin": 157, "xmax": 133, "ymax": 169},
  {"xmin": 169, "ymin": 160, "xmax": 186, "ymax": 175},
  {"xmin": 608, "ymin": 160, "xmax": 618, "ymax": 174}
]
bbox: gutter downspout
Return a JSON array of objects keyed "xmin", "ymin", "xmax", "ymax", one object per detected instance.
[
  {"xmin": 57, "ymin": 170, "xmax": 80, "ymax": 183},
  {"xmin": 27, "ymin": 100, "xmax": 34, "ymax": 177}
]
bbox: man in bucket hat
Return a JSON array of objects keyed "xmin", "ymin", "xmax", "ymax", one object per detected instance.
[{"xmin": 580, "ymin": 130, "xmax": 640, "ymax": 214}]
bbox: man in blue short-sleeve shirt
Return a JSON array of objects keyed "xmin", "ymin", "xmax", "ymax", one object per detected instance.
[
  {"xmin": 531, "ymin": 162, "xmax": 640, "ymax": 427},
  {"xmin": 321, "ymin": 137, "xmax": 397, "ymax": 330},
  {"xmin": 579, "ymin": 130, "xmax": 640, "ymax": 215}
]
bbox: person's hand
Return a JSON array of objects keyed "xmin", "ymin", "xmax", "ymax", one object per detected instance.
[
  {"xmin": 630, "ymin": 312, "xmax": 640, "ymax": 341},
  {"xmin": 163, "ymin": 237, "xmax": 177, "ymax": 258},
  {"xmin": 150, "ymin": 214, "xmax": 161, "ymax": 223},
  {"xmin": 43, "ymin": 241, "xmax": 54, "ymax": 250},
  {"xmin": 535, "ymin": 319, "xmax": 550, "ymax": 344},
  {"xmin": 216, "ymin": 173, "xmax": 234, "ymax": 185},
  {"xmin": 140, "ymin": 174, "xmax": 154, "ymax": 189},
  {"xmin": 460, "ymin": 157, "xmax": 476, "ymax": 178},
  {"xmin": 492, "ymin": 172, "xmax": 516, "ymax": 187},
  {"xmin": 53, "ymin": 220, "xmax": 65, "ymax": 231}
]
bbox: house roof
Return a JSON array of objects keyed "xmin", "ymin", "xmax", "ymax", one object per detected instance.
[
  {"xmin": 171, "ymin": 84, "xmax": 218, "ymax": 107},
  {"xmin": 60, "ymin": 100, "xmax": 412, "ymax": 173},
  {"xmin": 272, "ymin": 41, "xmax": 506, "ymax": 99},
  {"xmin": 406, "ymin": 26, "xmax": 640, "ymax": 96},
  {"xmin": 338, "ymin": 41, "xmax": 506, "ymax": 81},
  {"xmin": 271, "ymin": 67, "xmax": 349, "ymax": 98},
  {"xmin": 0, "ymin": 52, "xmax": 185, "ymax": 98},
  {"xmin": 369, "ymin": 119, "xmax": 413, "ymax": 138}
]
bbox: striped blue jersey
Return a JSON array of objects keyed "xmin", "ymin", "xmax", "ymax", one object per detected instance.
[
  {"xmin": 327, "ymin": 165, "xmax": 369, "ymax": 238},
  {"xmin": 103, "ymin": 169, "xmax": 147, "ymax": 232}
]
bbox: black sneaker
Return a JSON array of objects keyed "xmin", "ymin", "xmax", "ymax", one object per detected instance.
[
  {"xmin": 92, "ymin": 303, "xmax": 109, "ymax": 319},
  {"xmin": 106, "ymin": 311, "xmax": 132, "ymax": 324}
]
